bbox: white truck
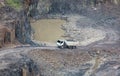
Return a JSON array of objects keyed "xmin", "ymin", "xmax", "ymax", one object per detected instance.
[{"xmin": 57, "ymin": 39, "xmax": 79, "ymax": 49}]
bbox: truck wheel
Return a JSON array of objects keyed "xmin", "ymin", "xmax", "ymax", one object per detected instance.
[
  {"xmin": 73, "ymin": 46, "xmax": 77, "ymax": 49},
  {"xmin": 69, "ymin": 46, "xmax": 73, "ymax": 49},
  {"xmin": 70, "ymin": 46, "xmax": 76, "ymax": 49},
  {"xmin": 72, "ymin": 46, "xmax": 74, "ymax": 49},
  {"xmin": 61, "ymin": 45, "xmax": 64, "ymax": 49},
  {"xmin": 58, "ymin": 46, "xmax": 61, "ymax": 48}
]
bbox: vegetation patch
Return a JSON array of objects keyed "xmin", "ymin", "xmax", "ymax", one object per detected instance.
[{"xmin": 6, "ymin": 0, "xmax": 22, "ymax": 10}]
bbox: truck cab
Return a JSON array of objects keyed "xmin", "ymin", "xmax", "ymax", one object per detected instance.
[
  {"xmin": 57, "ymin": 40, "xmax": 65, "ymax": 48},
  {"xmin": 57, "ymin": 39, "xmax": 79, "ymax": 49}
]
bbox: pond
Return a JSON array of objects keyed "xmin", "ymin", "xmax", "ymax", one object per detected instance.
[{"xmin": 31, "ymin": 19, "xmax": 66, "ymax": 43}]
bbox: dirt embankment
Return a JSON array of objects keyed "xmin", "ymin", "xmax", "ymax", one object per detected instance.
[
  {"xmin": 27, "ymin": 46, "xmax": 120, "ymax": 76},
  {"xmin": 0, "ymin": 45, "xmax": 120, "ymax": 76}
]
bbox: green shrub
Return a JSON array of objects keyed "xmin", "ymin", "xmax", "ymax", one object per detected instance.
[{"xmin": 6, "ymin": 0, "xmax": 22, "ymax": 10}]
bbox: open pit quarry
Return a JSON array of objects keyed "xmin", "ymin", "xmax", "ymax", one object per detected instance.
[
  {"xmin": 0, "ymin": 0, "xmax": 120, "ymax": 76},
  {"xmin": 0, "ymin": 13, "xmax": 120, "ymax": 76}
]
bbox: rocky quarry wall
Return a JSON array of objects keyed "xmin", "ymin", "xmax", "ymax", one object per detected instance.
[
  {"xmin": 0, "ymin": 0, "xmax": 40, "ymax": 47},
  {"xmin": 0, "ymin": 49, "xmax": 40, "ymax": 76},
  {"xmin": 0, "ymin": 0, "xmax": 120, "ymax": 76},
  {"xmin": 0, "ymin": 0, "xmax": 120, "ymax": 47}
]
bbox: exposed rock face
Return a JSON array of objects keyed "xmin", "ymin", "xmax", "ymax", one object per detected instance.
[
  {"xmin": 0, "ymin": 6, "xmax": 29, "ymax": 46},
  {"xmin": 0, "ymin": 7, "xmax": 17, "ymax": 47},
  {"xmin": 0, "ymin": 24, "xmax": 12, "ymax": 47},
  {"xmin": 14, "ymin": 0, "xmax": 39, "ymax": 44},
  {"xmin": 37, "ymin": 0, "xmax": 50, "ymax": 15},
  {"xmin": 0, "ymin": 0, "xmax": 120, "ymax": 76},
  {"xmin": 0, "ymin": 0, "xmax": 40, "ymax": 46},
  {"xmin": 37, "ymin": 0, "xmax": 120, "ymax": 14},
  {"xmin": 15, "ymin": 10, "xmax": 32, "ymax": 44},
  {"xmin": 91, "ymin": 61, "xmax": 120, "ymax": 76},
  {"xmin": 0, "ymin": 50, "xmax": 40, "ymax": 76}
]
